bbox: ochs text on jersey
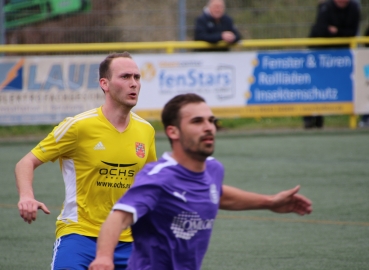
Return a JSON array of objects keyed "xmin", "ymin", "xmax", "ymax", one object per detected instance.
[{"xmin": 98, "ymin": 160, "xmax": 137, "ymax": 179}]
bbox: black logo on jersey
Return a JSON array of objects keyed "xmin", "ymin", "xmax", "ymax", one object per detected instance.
[
  {"xmin": 101, "ymin": 161, "xmax": 137, "ymax": 167},
  {"xmin": 99, "ymin": 161, "xmax": 137, "ymax": 177}
]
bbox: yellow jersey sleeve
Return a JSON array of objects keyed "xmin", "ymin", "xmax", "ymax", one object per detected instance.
[{"xmin": 31, "ymin": 117, "xmax": 78, "ymax": 163}]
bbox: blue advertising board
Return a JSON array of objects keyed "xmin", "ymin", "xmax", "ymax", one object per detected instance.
[{"xmin": 248, "ymin": 49, "xmax": 353, "ymax": 105}]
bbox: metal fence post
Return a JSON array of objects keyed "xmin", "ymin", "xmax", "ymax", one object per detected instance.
[{"xmin": 0, "ymin": 0, "xmax": 5, "ymax": 47}]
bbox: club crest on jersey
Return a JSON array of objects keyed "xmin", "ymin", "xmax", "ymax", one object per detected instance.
[
  {"xmin": 135, "ymin": 142, "xmax": 145, "ymax": 158},
  {"xmin": 209, "ymin": 184, "xmax": 219, "ymax": 204}
]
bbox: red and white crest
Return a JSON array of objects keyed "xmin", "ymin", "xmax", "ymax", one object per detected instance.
[{"xmin": 135, "ymin": 142, "xmax": 145, "ymax": 158}]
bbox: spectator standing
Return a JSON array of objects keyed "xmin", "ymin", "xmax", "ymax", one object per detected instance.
[
  {"xmin": 15, "ymin": 52, "xmax": 157, "ymax": 269},
  {"xmin": 194, "ymin": 0, "xmax": 241, "ymax": 52},
  {"xmin": 303, "ymin": 0, "xmax": 360, "ymax": 129}
]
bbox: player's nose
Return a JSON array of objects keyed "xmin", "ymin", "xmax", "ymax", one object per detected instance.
[
  {"xmin": 204, "ymin": 120, "xmax": 216, "ymax": 133},
  {"xmin": 130, "ymin": 78, "xmax": 138, "ymax": 87}
]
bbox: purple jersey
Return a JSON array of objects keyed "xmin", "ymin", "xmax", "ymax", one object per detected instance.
[{"xmin": 113, "ymin": 152, "xmax": 224, "ymax": 270}]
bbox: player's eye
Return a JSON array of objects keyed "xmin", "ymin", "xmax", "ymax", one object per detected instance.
[
  {"xmin": 209, "ymin": 117, "xmax": 217, "ymax": 124},
  {"xmin": 192, "ymin": 118, "xmax": 203, "ymax": 124}
]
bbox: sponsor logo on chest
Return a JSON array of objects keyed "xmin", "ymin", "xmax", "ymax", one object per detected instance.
[{"xmin": 170, "ymin": 211, "xmax": 215, "ymax": 240}]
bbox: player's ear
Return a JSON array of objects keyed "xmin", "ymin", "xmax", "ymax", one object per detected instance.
[
  {"xmin": 99, "ymin": 78, "xmax": 109, "ymax": 92},
  {"xmin": 166, "ymin": 125, "xmax": 179, "ymax": 140}
]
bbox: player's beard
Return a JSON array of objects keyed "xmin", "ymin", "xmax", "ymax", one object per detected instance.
[{"xmin": 180, "ymin": 133, "xmax": 214, "ymax": 161}]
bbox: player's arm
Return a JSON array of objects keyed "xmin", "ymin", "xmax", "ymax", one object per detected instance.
[
  {"xmin": 219, "ymin": 185, "xmax": 312, "ymax": 215},
  {"xmin": 89, "ymin": 210, "xmax": 133, "ymax": 270},
  {"xmin": 15, "ymin": 152, "xmax": 50, "ymax": 224}
]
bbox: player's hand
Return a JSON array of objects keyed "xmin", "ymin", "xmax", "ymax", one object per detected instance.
[
  {"xmin": 270, "ymin": 186, "xmax": 312, "ymax": 215},
  {"xmin": 89, "ymin": 257, "xmax": 114, "ymax": 270},
  {"xmin": 18, "ymin": 197, "xmax": 50, "ymax": 224}
]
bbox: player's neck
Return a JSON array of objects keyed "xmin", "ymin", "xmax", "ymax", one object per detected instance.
[
  {"xmin": 101, "ymin": 104, "xmax": 131, "ymax": 132},
  {"xmin": 171, "ymin": 149, "xmax": 206, "ymax": 173}
]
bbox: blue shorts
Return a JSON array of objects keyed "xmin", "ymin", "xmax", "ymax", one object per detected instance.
[{"xmin": 51, "ymin": 234, "xmax": 132, "ymax": 270}]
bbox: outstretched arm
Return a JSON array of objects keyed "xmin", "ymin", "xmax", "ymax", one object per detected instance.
[
  {"xmin": 15, "ymin": 152, "xmax": 50, "ymax": 224},
  {"xmin": 89, "ymin": 210, "xmax": 133, "ymax": 270},
  {"xmin": 220, "ymin": 185, "xmax": 312, "ymax": 216}
]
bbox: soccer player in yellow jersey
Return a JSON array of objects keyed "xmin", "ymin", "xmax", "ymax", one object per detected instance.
[{"xmin": 15, "ymin": 52, "xmax": 157, "ymax": 270}]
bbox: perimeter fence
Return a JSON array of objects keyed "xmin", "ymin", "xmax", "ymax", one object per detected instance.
[{"xmin": 4, "ymin": 0, "xmax": 369, "ymax": 45}]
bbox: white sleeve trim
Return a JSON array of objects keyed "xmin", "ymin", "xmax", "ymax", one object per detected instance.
[
  {"xmin": 148, "ymin": 152, "xmax": 177, "ymax": 175},
  {"xmin": 113, "ymin": 203, "xmax": 138, "ymax": 223}
]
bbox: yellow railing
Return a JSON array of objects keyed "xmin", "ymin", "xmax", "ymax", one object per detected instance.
[
  {"xmin": 1, "ymin": 37, "xmax": 367, "ymax": 128},
  {"xmin": 1, "ymin": 37, "xmax": 369, "ymax": 54}
]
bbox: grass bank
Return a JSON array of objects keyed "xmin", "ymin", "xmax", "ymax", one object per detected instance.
[{"xmin": 0, "ymin": 115, "xmax": 355, "ymax": 139}]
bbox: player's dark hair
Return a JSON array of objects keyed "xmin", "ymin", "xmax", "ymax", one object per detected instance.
[
  {"xmin": 99, "ymin": 51, "xmax": 132, "ymax": 93},
  {"xmin": 99, "ymin": 51, "xmax": 132, "ymax": 80},
  {"xmin": 161, "ymin": 93, "xmax": 206, "ymax": 130}
]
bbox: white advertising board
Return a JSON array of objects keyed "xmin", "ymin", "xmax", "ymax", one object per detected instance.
[{"xmin": 353, "ymin": 48, "xmax": 369, "ymax": 114}]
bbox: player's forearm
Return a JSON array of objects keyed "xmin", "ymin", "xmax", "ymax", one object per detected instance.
[
  {"xmin": 95, "ymin": 220, "xmax": 121, "ymax": 260},
  {"xmin": 15, "ymin": 155, "xmax": 37, "ymax": 198},
  {"xmin": 96, "ymin": 211, "xmax": 133, "ymax": 259},
  {"xmin": 219, "ymin": 185, "xmax": 273, "ymax": 210}
]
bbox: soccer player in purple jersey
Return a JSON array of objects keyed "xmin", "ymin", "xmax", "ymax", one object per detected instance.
[{"xmin": 89, "ymin": 93, "xmax": 313, "ymax": 270}]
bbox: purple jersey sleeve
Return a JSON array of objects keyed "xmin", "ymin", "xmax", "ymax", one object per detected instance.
[{"xmin": 112, "ymin": 166, "xmax": 162, "ymax": 223}]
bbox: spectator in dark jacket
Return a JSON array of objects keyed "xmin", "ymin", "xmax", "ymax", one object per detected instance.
[
  {"xmin": 194, "ymin": 0, "xmax": 241, "ymax": 52},
  {"xmin": 309, "ymin": 0, "xmax": 360, "ymax": 47},
  {"xmin": 303, "ymin": 0, "xmax": 360, "ymax": 129}
]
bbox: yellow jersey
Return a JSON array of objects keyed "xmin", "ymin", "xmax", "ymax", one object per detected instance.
[{"xmin": 31, "ymin": 107, "xmax": 157, "ymax": 242}]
